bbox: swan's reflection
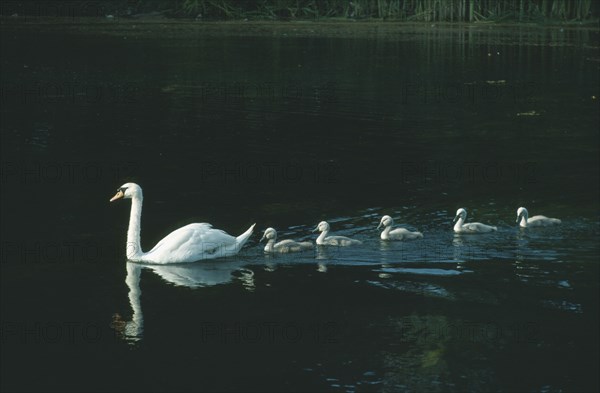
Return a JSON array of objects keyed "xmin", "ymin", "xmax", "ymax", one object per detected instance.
[
  {"xmin": 112, "ymin": 260, "xmax": 254, "ymax": 343},
  {"xmin": 111, "ymin": 262, "xmax": 143, "ymax": 343},
  {"xmin": 378, "ymin": 240, "xmax": 410, "ymax": 267},
  {"xmin": 315, "ymin": 245, "xmax": 331, "ymax": 260},
  {"xmin": 146, "ymin": 259, "xmax": 253, "ymax": 288},
  {"xmin": 317, "ymin": 261, "xmax": 328, "ymax": 273},
  {"xmin": 514, "ymin": 229, "xmax": 530, "ymax": 282},
  {"xmin": 378, "ymin": 240, "xmax": 393, "ymax": 265},
  {"xmin": 315, "ymin": 245, "xmax": 331, "ymax": 272},
  {"xmin": 263, "ymin": 254, "xmax": 278, "ymax": 272},
  {"xmin": 452, "ymin": 233, "xmax": 467, "ymax": 262}
]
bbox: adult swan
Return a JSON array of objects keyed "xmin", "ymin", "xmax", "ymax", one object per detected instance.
[{"xmin": 110, "ymin": 183, "xmax": 255, "ymax": 263}]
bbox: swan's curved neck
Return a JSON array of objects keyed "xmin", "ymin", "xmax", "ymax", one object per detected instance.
[
  {"xmin": 317, "ymin": 230, "xmax": 328, "ymax": 244},
  {"xmin": 382, "ymin": 225, "xmax": 392, "ymax": 238},
  {"xmin": 127, "ymin": 195, "xmax": 144, "ymax": 260},
  {"xmin": 264, "ymin": 239, "xmax": 275, "ymax": 252},
  {"xmin": 453, "ymin": 216, "xmax": 465, "ymax": 232},
  {"xmin": 519, "ymin": 214, "xmax": 528, "ymax": 227}
]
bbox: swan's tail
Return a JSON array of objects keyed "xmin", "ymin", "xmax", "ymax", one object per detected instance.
[{"xmin": 236, "ymin": 223, "xmax": 256, "ymax": 249}]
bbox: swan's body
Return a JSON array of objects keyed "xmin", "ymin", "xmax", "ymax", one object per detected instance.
[
  {"xmin": 110, "ymin": 183, "xmax": 255, "ymax": 263},
  {"xmin": 517, "ymin": 207, "xmax": 561, "ymax": 228},
  {"xmin": 377, "ymin": 215, "xmax": 423, "ymax": 240},
  {"xmin": 260, "ymin": 227, "xmax": 313, "ymax": 253},
  {"xmin": 453, "ymin": 208, "xmax": 497, "ymax": 233},
  {"xmin": 313, "ymin": 221, "xmax": 362, "ymax": 246}
]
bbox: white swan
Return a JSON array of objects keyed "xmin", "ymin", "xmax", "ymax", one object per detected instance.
[
  {"xmin": 516, "ymin": 207, "xmax": 561, "ymax": 228},
  {"xmin": 377, "ymin": 215, "xmax": 423, "ymax": 240},
  {"xmin": 453, "ymin": 208, "xmax": 497, "ymax": 233},
  {"xmin": 109, "ymin": 183, "xmax": 255, "ymax": 263},
  {"xmin": 313, "ymin": 221, "xmax": 362, "ymax": 246},
  {"xmin": 260, "ymin": 227, "xmax": 313, "ymax": 253}
]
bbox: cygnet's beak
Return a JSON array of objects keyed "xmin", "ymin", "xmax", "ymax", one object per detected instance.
[
  {"xmin": 376, "ymin": 221, "xmax": 383, "ymax": 230},
  {"xmin": 259, "ymin": 232, "xmax": 266, "ymax": 242},
  {"xmin": 312, "ymin": 226, "xmax": 319, "ymax": 233},
  {"xmin": 516, "ymin": 213, "xmax": 522, "ymax": 224},
  {"xmin": 452, "ymin": 215, "xmax": 459, "ymax": 223},
  {"xmin": 110, "ymin": 190, "xmax": 124, "ymax": 202}
]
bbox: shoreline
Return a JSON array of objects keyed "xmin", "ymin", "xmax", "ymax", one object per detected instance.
[
  {"xmin": 2, "ymin": 17, "xmax": 599, "ymax": 39},
  {"xmin": 2, "ymin": 17, "xmax": 598, "ymax": 52}
]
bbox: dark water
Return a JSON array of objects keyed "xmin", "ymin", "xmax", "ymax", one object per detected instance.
[{"xmin": 1, "ymin": 22, "xmax": 599, "ymax": 392}]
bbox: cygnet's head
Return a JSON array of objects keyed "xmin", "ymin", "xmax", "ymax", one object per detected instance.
[
  {"xmin": 516, "ymin": 207, "xmax": 529, "ymax": 223},
  {"xmin": 260, "ymin": 227, "xmax": 278, "ymax": 242},
  {"xmin": 313, "ymin": 221, "xmax": 330, "ymax": 233},
  {"xmin": 453, "ymin": 208, "xmax": 467, "ymax": 223},
  {"xmin": 377, "ymin": 215, "xmax": 394, "ymax": 229},
  {"xmin": 110, "ymin": 182, "xmax": 142, "ymax": 202}
]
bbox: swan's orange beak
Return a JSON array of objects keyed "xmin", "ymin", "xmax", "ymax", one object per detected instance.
[{"xmin": 110, "ymin": 190, "xmax": 124, "ymax": 202}]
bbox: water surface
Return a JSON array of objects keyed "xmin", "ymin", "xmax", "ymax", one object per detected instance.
[{"xmin": 1, "ymin": 22, "xmax": 598, "ymax": 392}]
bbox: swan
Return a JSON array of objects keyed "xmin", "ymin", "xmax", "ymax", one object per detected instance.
[
  {"xmin": 377, "ymin": 215, "xmax": 423, "ymax": 240},
  {"xmin": 109, "ymin": 183, "xmax": 255, "ymax": 263},
  {"xmin": 260, "ymin": 227, "xmax": 313, "ymax": 253},
  {"xmin": 313, "ymin": 221, "xmax": 362, "ymax": 246},
  {"xmin": 453, "ymin": 208, "xmax": 497, "ymax": 233},
  {"xmin": 516, "ymin": 207, "xmax": 561, "ymax": 228}
]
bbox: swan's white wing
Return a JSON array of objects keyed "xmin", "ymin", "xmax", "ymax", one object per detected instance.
[
  {"xmin": 462, "ymin": 222, "xmax": 497, "ymax": 232},
  {"xmin": 275, "ymin": 239, "xmax": 300, "ymax": 247},
  {"xmin": 275, "ymin": 239, "xmax": 313, "ymax": 253},
  {"xmin": 146, "ymin": 223, "xmax": 238, "ymax": 263},
  {"xmin": 389, "ymin": 228, "xmax": 412, "ymax": 237},
  {"xmin": 389, "ymin": 228, "xmax": 422, "ymax": 239},
  {"xmin": 528, "ymin": 215, "xmax": 561, "ymax": 226},
  {"xmin": 325, "ymin": 236, "xmax": 362, "ymax": 246}
]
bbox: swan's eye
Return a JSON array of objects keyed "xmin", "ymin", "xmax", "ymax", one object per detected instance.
[{"xmin": 118, "ymin": 187, "xmax": 128, "ymax": 193}]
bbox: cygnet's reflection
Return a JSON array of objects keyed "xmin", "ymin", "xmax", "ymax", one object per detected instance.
[
  {"xmin": 262, "ymin": 253, "xmax": 278, "ymax": 272},
  {"xmin": 378, "ymin": 239, "xmax": 403, "ymax": 266},
  {"xmin": 113, "ymin": 259, "xmax": 254, "ymax": 343},
  {"xmin": 514, "ymin": 229, "xmax": 530, "ymax": 281},
  {"xmin": 452, "ymin": 233, "xmax": 466, "ymax": 247},
  {"xmin": 452, "ymin": 233, "xmax": 466, "ymax": 262},
  {"xmin": 315, "ymin": 245, "xmax": 337, "ymax": 273}
]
